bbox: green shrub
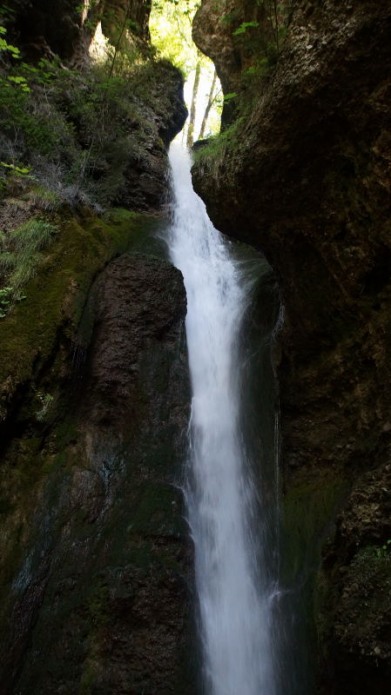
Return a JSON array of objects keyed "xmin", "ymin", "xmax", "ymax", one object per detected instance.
[
  {"xmin": 0, "ymin": 218, "xmax": 58, "ymax": 314},
  {"xmin": 0, "ymin": 47, "xmax": 174, "ymax": 208},
  {"xmin": 0, "ymin": 286, "xmax": 12, "ymax": 317}
]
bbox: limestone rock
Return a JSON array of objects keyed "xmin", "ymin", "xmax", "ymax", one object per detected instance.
[
  {"xmin": 192, "ymin": 0, "xmax": 391, "ymax": 691},
  {"xmin": 193, "ymin": 0, "xmax": 275, "ymax": 124}
]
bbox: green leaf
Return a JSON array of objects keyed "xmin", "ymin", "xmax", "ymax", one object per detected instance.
[
  {"xmin": 233, "ymin": 21, "xmax": 259, "ymax": 36},
  {"xmin": 223, "ymin": 92, "xmax": 237, "ymax": 103},
  {"xmin": 0, "ymin": 39, "xmax": 20, "ymax": 56},
  {"xmin": 0, "ymin": 162, "xmax": 31, "ymax": 175},
  {"xmin": 7, "ymin": 75, "xmax": 27, "ymax": 84}
]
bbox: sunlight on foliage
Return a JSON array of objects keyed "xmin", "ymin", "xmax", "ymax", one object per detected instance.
[
  {"xmin": 0, "ymin": 43, "xmax": 181, "ymax": 207},
  {"xmin": 150, "ymin": 0, "xmax": 198, "ymax": 74},
  {"xmin": 150, "ymin": 0, "xmax": 222, "ymax": 142}
]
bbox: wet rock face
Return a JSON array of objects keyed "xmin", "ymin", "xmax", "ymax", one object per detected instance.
[
  {"xmin": 0, "ymin": 253, "xmax": 194, "ymax": 694},
  {"xmin": 192, "ymin": 0, "xmax": 391, "ymax": 691}
]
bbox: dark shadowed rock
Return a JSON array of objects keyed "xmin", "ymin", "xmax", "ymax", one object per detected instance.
[
  {"xmin": 0, "ymin": 252, "xmax": 195, "ymax": 694},
  {"xmin": 192, "ymin": 0, "xmax": 391, "ymax": 691},
  {"xmin": 2, "ymin": 0, "xmax": 152, "ymax": 61},
  {"xmin": 83, "ymin": 253, "xmax": 187, "ymax": 437}
]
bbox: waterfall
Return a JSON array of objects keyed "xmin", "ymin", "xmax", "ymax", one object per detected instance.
[{"xmin": 167, "ymin": 143, "xmax": 277, "ymax": 695}]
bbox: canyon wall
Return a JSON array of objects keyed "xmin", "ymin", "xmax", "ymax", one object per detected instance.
[
  {"xmin": 2, "ymin": 0, "xmax": 390, "ymax": 691},
  {"xmin": 0, "ymin": 3, "xmax": 192, "ymax": 691},
  {"xmin": 192, "ymin": 1, "xmax": 391, "ymax": 692}
]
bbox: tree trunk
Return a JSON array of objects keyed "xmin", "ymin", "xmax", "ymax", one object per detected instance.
[
  {"xmin": 198, "ymin": 69, "xmax": 218, "ymax": 140},
  {"xmin": 186, "ymin": 60, "xmax": 201, "ymax": 148}
]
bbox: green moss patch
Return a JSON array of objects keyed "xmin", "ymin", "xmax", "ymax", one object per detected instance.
[
  {"xmin": 282, "ymin": 468, "xmax": 349, "ymax": 581},
  {"xmin": 0, "ymin": 208, "xmax": 160, "ymax": 420}
]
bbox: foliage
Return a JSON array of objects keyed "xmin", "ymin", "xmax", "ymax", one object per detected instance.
[
  {"xmin": 233, "ymin": 21, "xmax": 260, "ymax": 36},
  {"xmin": 0, "ymin": 219, "xmax": 58, "ymax": 315},
  {"xmin": 0, "ymin": 36, "xmax": 180, "ymax": 208},
  {"xmin": 252, "ymin": 1, "xmax": 293, "ymax": 53},
  {"xmin": 227, "ymin": 0, "xmax": 293, "ymax": 94},
  {"xmin": 194, "ymin": 0, "xmax": 295, "ymax": 143},
  {"xmin": 0, "ymin": 286, "xmax": 12, "ymax": 317},
  {"xmin": 35, "ymin": 391, "xmax": 54, "ymax": 423},
  {"xmin": 192, "ymin": 115, "xmax": 246, "ymax": 179},
  {"xmin": 0, "ymin": 24, "xmax": 20, "ymax": 60},
  {"xmin": 376, "ymin": 539, "xmax": 391, "ymax": 558},
  {"xmin": 150, "ymin": 0, "xmax": 200, "ymax": 73},
  {"xmin": 150, "ymin": 0, "xmax": 221, "ymax": 141},
  {"xmin": 0, "ymin": 162, "xmax": 30, "ymax": 176},
  {"xmin": 223, "ymin": 92, "xmax": 238, "ymax": 103},
  {"xmin": 0, "ymin": 58, "xmax": 76, "ymax": 171}
]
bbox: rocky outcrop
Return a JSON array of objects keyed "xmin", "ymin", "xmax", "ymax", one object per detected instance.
[
  {"xmin": 192, "ymin": 0, "xmax": 391, "ymax": 692},
  {"xmin": 0, "ymin": 1, "xmax": 187, "ymax": 212},
  {"xmin": 0, "ymin": 54, "xmax": 186, "ymax": 212},
  {"xmin": 111, "ymin": 60, "xmax": 187, "ymax": 211},
  {"xmin": 317, "ymin": 462, "xmax": 391, "ymax": 694},
  {"xmin": 2, "ymin": 0, "xmax": 84, "ymax": 60},
  {"xmin": 2, "ymin": 0, "xmax": 152, "ymax": 61},
  {"xmin": 100, "ymin": 0, "xmax": 152, "ymax": 45},
  {"xmin": 0, "ymin": 250, "xmax": 193, "ymax": 694},
  {"xmin": 193, "ymin": 0, "xmax": 244, "ymax": 98},
  {"xmin": 193, "ymin": 0, "xmax": 277, "ymax": 124},
  {"xmin": 81, "ymin": 253, "xmax": 188, "ymax": 438}
]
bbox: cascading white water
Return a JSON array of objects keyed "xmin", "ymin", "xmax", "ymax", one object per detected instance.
[{"xmin": 167, "ymin": 143, "xmax": 277, "ymax": 695}]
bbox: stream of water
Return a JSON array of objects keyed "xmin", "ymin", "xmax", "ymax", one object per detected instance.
[{"xmin": 167, "ymin": 143, "xmax": 278, "ymax": 695}]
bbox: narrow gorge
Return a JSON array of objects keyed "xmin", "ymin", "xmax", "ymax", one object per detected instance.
[{"xmin": 0, "ymin": 1, "xmax": 390, "ymax": 694}]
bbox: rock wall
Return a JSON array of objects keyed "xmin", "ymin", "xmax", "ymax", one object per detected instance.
[
  {"xmin": 192, "ymin": 0, "xmax": 391, "ymax": 692},
  {"xmin": 2, "ymin": 0, "xmax": 152, "ymax": 61},
  {"xmin": 0, "ymin": 5, "xmax": 192, "ymax": 689},
  {"xmin": 0, "ymin": 245, "xmax": 194, "ymax": 694},
  {"xmin": 0, "ymin": 0, "xmax": 187, "ymax": 210},
  {"xmin": 192, "ymin": 0, "xmax": 276, "ymax": 124}
]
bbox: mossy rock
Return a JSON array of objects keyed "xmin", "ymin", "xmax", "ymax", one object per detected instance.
[
  {"xmin": 0, "ymin": 208, "xmax": 163, "ymax": 421},
  {"xmin": 282, "ymin": 468, "xmax": 349, "ymax": 581},
  {"xmin": 274, "ymin": 469, "xmax": 350, "ymax": 694},
  {"xmin": 0, "ymin": 207, "xmax": 166, "ymax": 625}
]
